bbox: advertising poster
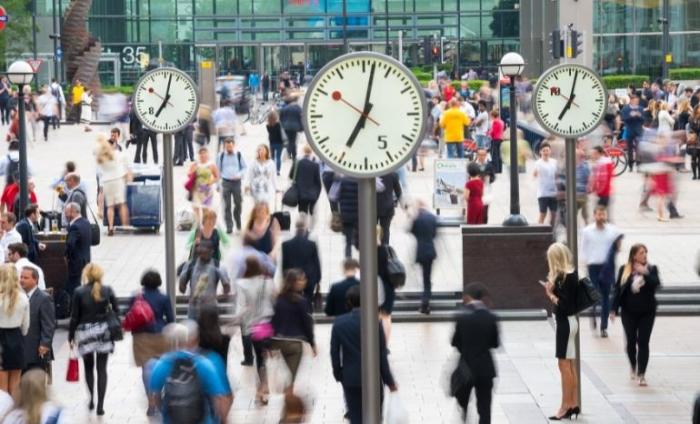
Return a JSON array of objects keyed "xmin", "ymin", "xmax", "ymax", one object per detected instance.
[{"xmin": 433, "ymin": 159, "xmax": 468, "ymax": 209}]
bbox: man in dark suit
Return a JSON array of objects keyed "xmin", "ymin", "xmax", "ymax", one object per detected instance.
[
  {"xmin": 330, "ymin": 286, "xmax": 397, "ymax": 424},
  {"xmin": 64, "ymin": 202, "xmax": 91, "ymax": 295},
  {"xmin": 16, "ymin": 204, "xmax": 45, "ymax": 262},
  {"xmin": 376, "ymin": 172, "xmax": 402, "ymax": 245},
  {"xmin": 324, "ymin": 258, "xmax": 360, "ymax": 317},
  {"xmin": 19, "ymin": 266, "xmax": 55, "ymax": 372},
  {"xmin": 410, "ymin": 199, "xmax": 438, "ymax": 314},
  {"xmin": 290, "ymin": 145, "xmax": 322, "ymax": 216},
  {"xmin": 281, "ymin": 218, "xmax": 321, "ymax": 309},
  {"xmin": 451, "ymin": 282, "xmax": 500, "ymax": 424}
]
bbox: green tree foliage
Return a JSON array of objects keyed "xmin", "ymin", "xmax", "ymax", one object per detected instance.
[
  {"xmin": 0, "ymin": 0, "xmax": 33, "ymax": 70},
  {"xmin": 490, "ymin": 0, "xmax": 519, "ymax": 38}
]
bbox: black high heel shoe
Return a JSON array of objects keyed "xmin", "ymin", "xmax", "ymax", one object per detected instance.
[
  {"xmin": 548, "ymin": 408, "xmax": 574, "ymax": 420},
  {"xmin": 570, "ymin": 407, "xmax": 580, "ymax": 419}
]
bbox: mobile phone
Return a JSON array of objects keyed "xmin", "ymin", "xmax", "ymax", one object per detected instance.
[{"xmin": 538, "ymin": 280, "xmax": 548, "ymax": 287}]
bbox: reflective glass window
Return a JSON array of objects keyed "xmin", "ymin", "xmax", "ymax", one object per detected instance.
[
  {"xmin": 151, "ymin": 20, "xmax": 178, "ymax": 42},
  {"xmin": 255, "ymin": 0, "xmax": 282, "ymax": 14},
  {"xmin": 482, "ymin": 11, "xmax": 518, "ymax": 38},
  {"xmin": 460, "ymin": 14, "xmax": 481, "ymax": 38},
  {"xmin": 328, "ymin": 0, "xmax": 371, "ymax": 13},
  {"xmin": 285, "ymin": 0, "xmax": 326, "ymax": 14},
  {"xmin": 460, "ymin": 0, "xmax": 481, "ymax": 12},
  {"xmin": 150, "ymin": 0, "xmax": 176, "ymax": 17},
  {"xmin": 195, "ymin": 0, "xmax": 215, "ymax": 14},
  {"xmin": 214, "ymin": 0, "xmax": 236, "ymax": 14},
  {"xmin": 415, "ymin": 0, "xmax": 443, "ymax": 12}
]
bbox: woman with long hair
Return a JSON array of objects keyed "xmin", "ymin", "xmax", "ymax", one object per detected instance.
[
  {"xmin": 0, "ymin": 265, "xmax": 29, "ymax": 395},
  {"xmin": 188, "ymin": 146, "xmax": 219, "ymax": 223},
  {"xmin": 95, "ymin": 134, "xmax": 131, "ymax": 235},
  {"xmin": 187, "ymin": 209, "xmax": 229, "ymax": 266},
  {"xmin": 247, "ymin": 144, "xmax": 277, "ymax": 207},
  {"xmin": 243, "ymin": 202, "xmax": 281, "ymax": 259},
  {"xmin": 3, "ymin": 369, "xmax": 66, "ymax": 424},
  {"xmin": 543, "ymin": 242, "xmax": 579, "ymax": 420},
  {"xmin": 270, "ymin": 269, "xmax": 316, "ymax": 395},
  {"xmin": 611, "ymin": 244, "xmax": 660, "ymax": 387},
  {"xmin": 68, "ymin": 263, "xmax": 120, "ymax": 416},
  {"xmin": 687, "ymin": 105, "xmax": 700, "ymax": 179},
  {"xmin": 267, "ymin": 110, "xmax": 285, "ymax": 175}
]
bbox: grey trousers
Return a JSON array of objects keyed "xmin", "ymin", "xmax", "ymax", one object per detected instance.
[{"xmin": 221, "ymin": 179, "xmax": 242, "ymax": 231}]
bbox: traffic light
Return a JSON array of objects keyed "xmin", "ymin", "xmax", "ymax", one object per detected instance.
[
  {"xmin": 423, "ymin": 36, "xmax": 432, "ymax": 64},
  {"xmin": 568, "ymin": 30, "xmax": 584, "ymax": 58},
  {"xmin": 549, "ymin": 30, "xmax": 563, "ymax": 59},
  {"xmin": 431, "ymin": 45, "xmax": 441, "ymax": 64}
]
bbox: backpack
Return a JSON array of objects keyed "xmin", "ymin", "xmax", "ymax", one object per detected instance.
[
  {"xmin": 122, "ymin": 294, "xmax": 155, "ymax": 332},
  {"xmin": 5, "ymin": 155, "xmax": 19, "ymax": 185},
  {"xmin": 385, "ymin": 246, "xmax": 406, "ymax": 288},
  {"xmin": 51, "ymin": 85, "xmax": 62, "ymax": 101},
  {"xmin": 217, "ymin": 151, "xmax": 242, "ymax": 173},
  {"xmin": 164, "ymin": 356, "xmax": 206, "ymax": 424}
]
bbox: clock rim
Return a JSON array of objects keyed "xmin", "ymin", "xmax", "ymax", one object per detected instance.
[
  {"xmin": 302, "ymin": 51, "xmax": 427, "ymax": 179},
  {"xmin": 133, "ymin": 67, "xmax": 200, "ymax": 134},
  {"xmin": 531, "ymin": 63, "xmax": 608, "ymax": 139}
]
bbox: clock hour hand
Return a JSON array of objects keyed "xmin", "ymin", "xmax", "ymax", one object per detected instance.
[
  {"xmin": 155, "ymin": 94, "xmax": 171, "ymax": 117},
  {"xmin": 346, "ymin": 103, "xmax": 373, "ymax": 148},
  {"xmin": 558, "ymin": 72, "xmax": 579, "ymax": 120}
]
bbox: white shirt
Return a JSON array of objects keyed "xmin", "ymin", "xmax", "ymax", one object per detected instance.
[
  {"xmin": 38, "ymin": 93, "xmax": 57, "ymax": 117},
  {"xmin": 474, "ymin": 110, "xmax": 489, "ymax": 135},
  {"xmin": 0, "ymin": 290, "xmax": 29, "ymax": 334},
  {"xmin": 15, "ymin": 257, "xmax": 46, "ymax": 290},
  {"xmin": 0, "ymin": 229, "xmax": 22, "ymax": 252},
  {"xmin": 461, "ymin": 102, "xmax": 476, "ymax": 120},
  {"xmin": 581, "ymin": 223, "xmax": 621, "ymax": 265},
  {"xmin": 657, "ymin": 110, "xmax": 675, "ymax": 134},
  {"xmin": 535, "ymin": 158, "xmax": 558, "ymax": 198},
  {"xmin": 96, "ymin": 149, "xmax": 130, "ymax": 182}
]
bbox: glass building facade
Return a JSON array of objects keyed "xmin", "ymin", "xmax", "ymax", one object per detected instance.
[{"xmin": 32, "ymin": 1, "xmax": 700, "ymax": 85}]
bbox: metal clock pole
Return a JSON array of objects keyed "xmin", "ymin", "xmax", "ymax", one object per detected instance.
[
  {"xmin": 162, "ymin": 132, "xmax": 177, "ymax": 312},
  {"xmin": 358, "ymin": 178, "xmax": 380, "ymax": 423}
]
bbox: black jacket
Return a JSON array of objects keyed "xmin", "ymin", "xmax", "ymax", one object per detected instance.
[
  {"xmin": 279, "ymin": 103, "xmax": 303, "ymax": 132},
  {"xmin": 267, "ymin": 122, "xmax": 284, "ymax": 145},
  {"xmin": 324, "ymin": 277, "xmax": 360, "ymax": 317},
  {"xmin": 24, "ymin": 289, "xmax": 56, "ymax": 365},
  {"xmin": 611, "ymin": 264, "xmax": 660, "ymax": 314},
  {"xmin": 271, "ymin": 294, "xmax": 315, "ymax": 346},
  {"xmin": 330, "ymin": 309, "xmax": 394, "ymax": 388},
  {"xmin": 69, "ymin": 283, "xmax": 119, "ymax": 342},
  {"xmin": 65, "ymin": 217, "xmax": 91, "ymax": 275},
  {"xmin": 16, "ymin": 219, "xmax": 39, "ymax": 262},
  {"xmin": 411, "ymin": 209, "xmax": 438, "ymax": 263},
  {"xmin": 376, "ymin": 173, "xmax": 402, "ymax": 218},
  {"xmin": 339, "ymin": 178, "xmax": 359, "ymax": 225},
  {"xmin": 291, "ymin": 157, "xmax": 322, "ymax": 202},
  {"xmin": 451, "ymin": 303, "xmax": 500, "ymax": 379},
  {"xmin": 281, "ymin": 233, "xmax": 322, "ymax": 296}
]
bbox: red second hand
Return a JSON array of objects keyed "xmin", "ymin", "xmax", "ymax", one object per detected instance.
[{"xmin": 332, "ymin": 91, "xmax": 380, "ymax": 126}]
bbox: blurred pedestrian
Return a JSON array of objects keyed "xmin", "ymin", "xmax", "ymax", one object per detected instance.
[
  {"xmin": 611, "ymin": 244, "xmax": 660, "ymax": 387},
  {"xmin": 291, "ymin": 145, "xmax": 322, "ymax": 217},
  {"xmin": 487, "ymin": 109, "xmax": 504, "ymax": 173},
  {"xmin": 472, "ymin": 100, "xmax": 490, "ymax": 150},
  {"xmin": 281, "ymin": 218, "xmax": 321, "ymax": 309},
  {"xmin": 376, "ymin": 172, "xmax": 402, "ymax": 246},
  {"xmin": 0, "ymin": 77, "xmax": 10, "ymax": 125},
  {"xmin": 534, "ymin": 142, "xmax": 558, "ymax": 226},
  {"xmin": 687, "ymin": 105, "xmax": 700, "ymax": 179},
  {"xmin": 464, "ymin": 163, "xmax": 485, "ymax": 224},
  {"xmin": 473, "ymin": 148, "xmax": 495, "ymax": 223},
  {"xmin": 246, "ymin": 144, "xmax": 277, "ymax": 207},
  {"xmin": 243, "ymin": 202, "xmax": 281, "ymax": 259},
  {"xmin": 95, "ymin": 135, "xmax": 131, "ymax": 235},
  {"xmin": 542, "ymin": 243, "xmax": 579, "ymax": 420},
  {"xmin": 37, "ymin": 87, "xmax": 57, "ymax": 142},
  {"xmin": 7, "ymin": 243, "xmax": 45, "ymax": 290},
  {"xmin": 64, "ymin": 202, "xmax": 92, "ymax": 296},
  {"xmin": 217, "ymin": 137, "xmax": 246, "ymax": 234},
  {"xmin": 410, "ymin": 199, "xmax": 437, "ymax": 314},
  {"xmin": 233, "ymin": 256, "xmax": 274, "ymax": 403},
  {"xmin": 81, "ymin": 88, "xmax": 93, "ymax": 132},
  {"xmin": 267, "ymin": 110, "xmax": 285, "ymax": 175},
  {"xmin": 377, "ymin": 228, "xmax": 396, "ymax": 343},
  {"xmin": 270, "ymin": 269, "xmax": 316, "ymax": 394},
  {"xmin": 213, "ymin": 101, "xmax": 237, "ymax": 152},
  {"xmin": 581, "ymin": 206, "xmax": 621, "ymax": 337},
  {"xmin": 3, "ymin": 369, "xmax": 67, "ymax": 424},
  {"xmin": 330, "ymin": 286, "xmax": 397, "ymax": 424},
  {"xmin": 440, "ymin": 98, "xmax": 470, "ymax": 158},
  {"xmin": 70, "ymin": 79, "xmax": 83, "ymax": 124},
  {"xmin": 324, "ymin": 258, "xmax": 360, "ymax": 317},
  {"xmin": 178, "ymin": 242, "xmax": 231, "ymax": 320},
  {"xmin": 0, "ymin": 265, "xmax": 29, "ymax": 395},
  {"xmin": 173, "ymin": 122, "xmax": 195, "ymax": 166},
  {"xmin": 68, "ymin": 263, "xmax": 119, "ymax": 416},
  {"xmin": 279, "ymin": 95, "xmax": 304, "ymax": 161},
  {"xmin": 621, "ymin": 95, "xmax": 644, "ymax": 171},
  {"xmin": 16, "ymin": 206, "xmax": 45, "ymax": 263},
  {"xmin": 128, "ymin": 270, "xmax": 174, "ymax": 415},
  {"xmin": 188, "ymin": 147, "xmax": 219, "ymax": 223},
  {"xmin": 451, "ymin": 282, "xmax": 500, "ymax": 424},
  {"xmin": 339, "ymin": 177, "xmax": 359, "ymax": 258},
  {"xmin": 20, "ymin": 266, "xmax": 55, "ymax": 373},
  {"xmin": 149, "ymin": 321, "xmax": 232, "ymax": 423},
  {"xmin": 187, "ymin": 209, "xmax": 229, "ymax": 267},
  {"xmin": 575, "ymin": 148, "xmax": 591, "ymax": 225}
]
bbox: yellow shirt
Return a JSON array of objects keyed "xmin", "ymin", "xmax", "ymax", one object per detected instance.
[
  {"xmin": 72, "ymin": 85, "xmax": 84, "ymax": 105},
  {"xmin": 439, "ymin": 107, "xmax": 470, "ymax": 143}
]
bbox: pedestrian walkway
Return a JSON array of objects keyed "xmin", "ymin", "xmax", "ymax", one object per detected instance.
[{"xmin": 48, "ymin": 316, "xmax": 697, "ymax": 423}]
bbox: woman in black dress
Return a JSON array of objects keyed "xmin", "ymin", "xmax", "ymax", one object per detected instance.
[
  {"xmin": 69, "ymin": 263, "xmax": 120, "ymax": 416},
  {"xmin": 0, "ymin": 265, "xmax": 29, "ymax": 395},
  {"xmin": 611, "ymin": 244, "xmax": 660, "ymax": 387},
  {"xmin": 543, "ymin": 242, "xmax": 579, "ymax": 420}
]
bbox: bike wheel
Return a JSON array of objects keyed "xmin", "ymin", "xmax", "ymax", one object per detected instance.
[{"xmin": 613, "ymin": 152, "xmax": 627, "ymax": 176}]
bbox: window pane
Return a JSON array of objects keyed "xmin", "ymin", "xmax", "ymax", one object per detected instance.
[
  {"xmin": 482, "ymin": 11, "xmax": 518, "ymax": 38},
  {"xmin": 415, "ymin": 0, "xmax": 442, "ymax": 12},
  {"xmin": 594, "ymin": 0, "xmax": 634, "ymax": 34},
  {"xmin": 151, "ymin": 20, "xmax": 178, "ymax": 42},
  {"xmin": 670, "ymin": 0, "xmax": 700, "ymax": 32},
  {"xmin": 195, "ymin": 0, "xmax": 214, "ymax": 15},
  {"xmin": 255, "ymin": 0, "xmax": 281, "ymax": 14},
  {"xmin": 151, "ymin": 0, "xmax": 176, "ymax": 17},
  {"xmin": 285, "ymin": 0, "xmax": 325, "ymax": 14},
  {"xmin": 460, "ymin": 14, "xmax": 480, "ymax": 38},
  {"xmin": 460, "ymin": 0, "xmax": 481, "ymax": 12},
  {"xmin": 239, "ymin": 0, "xmax": 253, "ymax": 15},
  {"xmin": 214, "ymin": 0, "xmax": 237, "ymax": 15},
  {"xmin": 328, "ymin": 0, "xmax": 371, "ymax": 13}
]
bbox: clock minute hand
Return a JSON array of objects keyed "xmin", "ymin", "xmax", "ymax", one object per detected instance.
[
  {"xmin": 346, "ymin": 103, "xmax": 373, "ymax": 148},
  {"xmin": 558, "ymin": 72, "xmax": 579, "ymax": 121}
]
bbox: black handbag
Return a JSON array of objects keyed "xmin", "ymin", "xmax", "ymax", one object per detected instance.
[
  {"xmin": 449, "ymin": 357, "xmax": 474, "ymax": 397},
  {"xmin": 282, "ymin": 162, "xmax": 300, "ymax": 207},
  {"xmin": 385, "ymin": 246, "xmax": 406, "ymax": 288},
  {"xmin": 104, "ymin": 303, "xmax": 123, "ymax": 341},
  {"xmin": 85, "ymin": 203, "xmax": 101, "ymax": 246},
  {"xmin": 574, "ymin": 277, "xmax": 602, "ymax": 314}
]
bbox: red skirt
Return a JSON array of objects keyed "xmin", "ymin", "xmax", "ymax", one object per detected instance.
[
  {"xmin": 467, "ymin": 200, "xmax": 484, "ymax": 224},
  {"xmin": 651, "ymin": 173, "xmax": 671, "ymax": 196}
]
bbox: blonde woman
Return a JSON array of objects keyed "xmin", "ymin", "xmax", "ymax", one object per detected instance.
[
  {"xmin": 68, "ymin": 263, "xmax": 119, "ymax": 416},
  {"xmin": 95, "ymin": 135, "xmax": 131, "ymax": 235},
  {"xmin": 543, "ymin": 243, "xmax": 579, "ymax": 420},
  {"xmin": 246, "ymin": 144, "xmax": 277, "ymax": 206},
  {"xmin": 187, "ymin": 146, "xmax": 219, "ymax": 223},
  {"xmin": 0, "ymin": 264, "xmax": 29, "ymax": 395},
  {"xmin": 656, "ymin": 101, "xmax": 675, "ymax": 134},
  {"xmin": 3, "ymin": 369, "xmax": 67, "ymax": 424}
]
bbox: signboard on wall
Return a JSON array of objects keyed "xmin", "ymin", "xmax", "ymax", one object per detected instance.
[{"xmin": 433, "ymin": 159, "xmax": 468, "ymax": 210}]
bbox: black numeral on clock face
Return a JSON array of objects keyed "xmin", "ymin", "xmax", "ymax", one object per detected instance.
[
  {"xmin": 378, "ymin": 135, "xmax": 387, "ymax": 150},
  {"xmin": 148, "ymin": 107, "xmax": 154, "ymax": 114}
]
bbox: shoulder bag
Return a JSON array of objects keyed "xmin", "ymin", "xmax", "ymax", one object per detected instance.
[
  {"xmin": 104, "ymin": 302, "xmax": 124, "ymax": 341},
  {"xmin": 282, "ymin": 162, "xmax": 300, "ymax": 207},
  {"xmin": 574, "ymin": 276, "xmax": 602, "ymax": 314},
  {"xmin": 85, "ymin": 203, "xmax": 101, "ymax": 246},
  {"xmin": 386, "ymin": 246, "xmax": 406, "ymax": 288}
]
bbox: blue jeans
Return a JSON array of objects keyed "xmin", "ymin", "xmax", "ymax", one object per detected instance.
[
  {"xmin": 270, "ymin": 143, "xmax": 284, "ymax": 174},
  {"xmin": 588, "ymin": 264, "xmax": 611, "ymax": 330},
  {"xmin": 446, "ymin": 143, "xmax": 464, "ymax": 159},
  {"xmin": 475, "ymin": 134, "xmax": 491, "ymax": 150}
]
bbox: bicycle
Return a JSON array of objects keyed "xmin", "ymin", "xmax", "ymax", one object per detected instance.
[{"xmin": 604, "ymin": 140, "xmax": 628, "ymax": 176}]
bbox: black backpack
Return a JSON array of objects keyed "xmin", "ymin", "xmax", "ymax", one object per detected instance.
[
  {"xmin": 5, "ymin": 155, "xmax": 19, "ymax": 185},
  {"xmin": 164, "ymin": 356, "xmax": 206, "ymax": 424}
]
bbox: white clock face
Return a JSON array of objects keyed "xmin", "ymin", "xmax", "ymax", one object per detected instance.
[
  {"xmin": 133, "ymin": 68, "xmax": 199, "ymax": 133},
  {"xmin": 303, "ymin": 52, "xmax": 427, "ymax": 178},
  {"xmin": 532, "ymin": 64, "xmax": 607, "ymax": 138}
]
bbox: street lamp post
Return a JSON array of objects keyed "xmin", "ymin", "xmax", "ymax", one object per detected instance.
[
  {"xmin": 499, "ymin": 52, "xmax": 528, "ymax": 226},
  {"xmin": 6, "ymin": 61, "xmax": 36, "ymax": 215}
]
